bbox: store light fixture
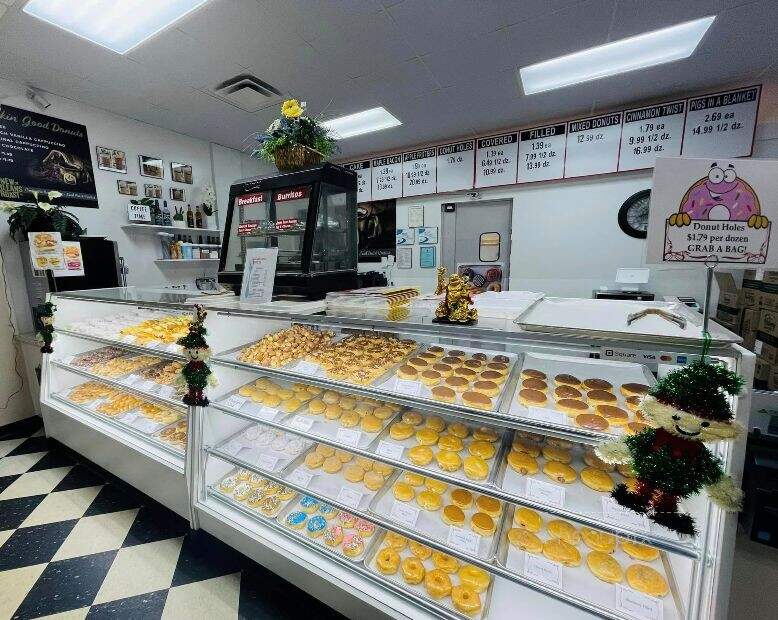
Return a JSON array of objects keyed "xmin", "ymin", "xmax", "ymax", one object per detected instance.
[
  {"xmin": 321, "ymin": 107, "xmax": 402, "ymax": 139},
  {"xmin": 23, "ymin": 0, "xmax": 211, "ymax": 54},
  {"xmin": 519, "ymin": 15, "xmax": 715, "ymax": 95}
]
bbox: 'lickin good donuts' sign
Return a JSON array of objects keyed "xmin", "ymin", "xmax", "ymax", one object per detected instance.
[{"xmin": 646, "ymin": 156, "xmax": 778, "ymax": 267}]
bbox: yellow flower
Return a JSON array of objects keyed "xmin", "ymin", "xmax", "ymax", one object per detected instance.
[{"xmin": 281, "ymin": 98, "xmax": 304, "ymax": 118}]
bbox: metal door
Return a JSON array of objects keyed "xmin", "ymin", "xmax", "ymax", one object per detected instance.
[{"xmin": 441, "ymin": 199, "xmax": 512, "ymax": 292}]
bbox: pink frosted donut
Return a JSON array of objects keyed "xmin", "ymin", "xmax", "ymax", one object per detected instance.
[
  {"xmin": 354, "ymin": 519, "xmax": 375, "ymax": 537},
  {"xmin": 678, "ymin": 164, "xmax": 759, "ymax": 221}
]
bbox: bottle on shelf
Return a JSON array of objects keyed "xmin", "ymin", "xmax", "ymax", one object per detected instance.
[
  {"xmin": 162, "ymin": 200, "xmax": 172, "ymax": 226},
  {"xmin": 169, "ymin": 235, "xmax": 179, "ymax": 259},
  {"xmin": 195, "ymin": 204, "xmax": 203, "ymax": 229},
  {"xmin": 186, "ymin": 204, "xmax": 195, "ymax": 228},
  {"xmin": 198, "ymin": 234, "xmax": 203, "ymax": 245},
  {"xmin": 192, "ymin": 244, "xmax": 201, "ymax": 259},
  {"xmin": 151, "ymin": 200, "xmax": 162, "ymax": 226}
]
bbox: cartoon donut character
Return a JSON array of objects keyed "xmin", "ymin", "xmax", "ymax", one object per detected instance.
[{"xmin": 669, "ymin": 162, "xmax": 768, "ymax": 229}]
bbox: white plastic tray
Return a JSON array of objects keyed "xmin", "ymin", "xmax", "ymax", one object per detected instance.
[{"xmin": 216, "ymin": 424, "xmax": 313, "ymax": 474}]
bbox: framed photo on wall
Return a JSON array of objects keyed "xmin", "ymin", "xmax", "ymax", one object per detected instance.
[
  {"xmin": 139, "ymin": 154, "xmax": 164, "ymax": 178},
  {"xmin": 170, "ymin": 162, "xmax": 193, "ymax": 184},
  {"xmin": 97, "ymin": 146, "xmax": 127, "ymax": 173},
  {"xmin": 144, "ymin": 183, "xmax": 162, "ymax": 198},
  {"xmin": 117, "ymin": 179, "xmax": 138, "ymax": 196},
  {"xmin": 170, "ymin": 187, "xmax": 186, "ymax": 201}
]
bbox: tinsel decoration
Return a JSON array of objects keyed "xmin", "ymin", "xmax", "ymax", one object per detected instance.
[
  {"xmin": 177, "ymin": 305, "xmax": 213, "ymax": 406},
  {"xmin": 35, "ymin": 301, "xmax": 56, "ymax": 354}
]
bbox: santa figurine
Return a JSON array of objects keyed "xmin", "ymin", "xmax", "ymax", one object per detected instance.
[
  {"xmin": 176, "ymin": 306, "xmax": 216, "ymax": 406},
  {"xmin": 596, "ymin": 359, "xmax": 744, "ymax": 536}
]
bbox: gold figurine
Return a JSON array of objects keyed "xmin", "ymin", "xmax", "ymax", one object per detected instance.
[{"xmin": 433, "ymin": 267, "xmax": 478, "ymax": 325}]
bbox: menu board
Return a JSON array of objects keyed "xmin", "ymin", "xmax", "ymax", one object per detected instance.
[
  {"xmin": 475, "ymin": 133, "xmax": 518, "ymax": 188},
  {"xmin": 402, "ymin": 148, "xmax": 436, "ymax": 197},
  {"xmin": 619, "ymin": 101, "xmax": 686, "ymax": 171},
  {"xmin": 682, "ymin": 85, "xmax": 760, "ymax": 158},
  {"xmin": 371, "ymin": 155, "xmax": 402, "ymax": 200},
  {"xmin": 344, "ymin": 160, "xmax": 371, "ymax": 202},
  {"xmin": 564, "ymin": 112, "xmax": 622, "ymax": 178},
  {"xmin": 436, "ymin": 140, "xmax": 474, "ymax": 192},
  {"xmin": 517, "ymin": 124, "xmax": 566, "ymax": 183}
]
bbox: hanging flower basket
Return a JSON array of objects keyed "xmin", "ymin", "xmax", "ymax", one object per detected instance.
[{"xmin": 273, "ymin": 144, "xmax": 325, "ymax": 172}]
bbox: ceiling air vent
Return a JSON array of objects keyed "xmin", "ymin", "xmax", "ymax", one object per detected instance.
[{"xmin": 209, "ymin": 74, "xmax": 284, "ymax": 113}]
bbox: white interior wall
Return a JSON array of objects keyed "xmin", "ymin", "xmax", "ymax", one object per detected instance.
[{"xmin": 210, "ymin": 143, "xmax": 272, "ymax": 232}]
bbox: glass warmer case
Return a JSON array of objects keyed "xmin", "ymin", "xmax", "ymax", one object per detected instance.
[{"xmin": 219, "ymin": 163, "xmax": 359, "ymax": 299}]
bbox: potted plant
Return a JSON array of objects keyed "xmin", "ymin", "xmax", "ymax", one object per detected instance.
[
  {"xmin": 251, "ymin": 99, "xmax": 337, "ymax": 172},
  {"xmin": 0, "ymin": 191, "xmax": 84, "ymax": 241},
  {"xmin": 172, "ymin": 205, "xmax": 186, "ymax": 228}
]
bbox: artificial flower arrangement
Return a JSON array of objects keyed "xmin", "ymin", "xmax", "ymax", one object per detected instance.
[
  {"xmin": 251, "ymin": 99, "xmax": 337, "ymax": 172},
  {"xmin": 200, "ymin": 184, "xmax": 216, "ymax": 217},
  {"xmin": 0, "ymin": 190, "xmax": 84, "ymax": 241}
]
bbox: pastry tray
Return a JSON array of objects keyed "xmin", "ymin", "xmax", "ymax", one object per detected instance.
[
  {"xmin": 364, "ymin": 529, "xmax": 495, "ymax": 620},
  {"xmin": 212, "ymin": 375, "xmax": 315, "ymax": 425},
  {"xmin": 208, "ymin": 467, "xmax": 298, "ymax": 520},
  {"xmin": 509, "ymin": 352, "xmax": 656, "ymax": 436},
  {"xmin": 281, "ymin": 445, "xmax": 395, "ymax": 513},
  {"xmin": 495, "ymin": 503, "xmax": 684, "ymax": 620},
  {"xmin": 276, "ymin": 496, "xmax": 384, "ymax": 563},
  {"xmin": 375, "ymin": 344, "xmax": 520, "ymax": 413},
  {"xmin": 370, "ymin": 412, "xmax": 507, "ymax": 485},
  {"xmin": 515, "ymin": 296, "xmax": 740, "ymax": 345},
  {"xmin": 369, "ymin": 474, "xmax": 507, "ymax": 561},
  {"xmin": 60, "ymin": 346, "xmax": 127, "ymax": 370},
  {"xmin": 215, "ymin": 423, "xmax": 314, "ymax": 474}
]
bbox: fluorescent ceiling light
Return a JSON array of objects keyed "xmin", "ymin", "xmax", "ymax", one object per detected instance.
[
  {"xmin": 520, "ymin": 15, "xmax": 715, "ymax": 95},
  {"xmin": 322, "ymin": 107, "xmax": 402, "ymax": 139},
  {"xmin": 23, "ymin": 0, "xmax": 211, "ymax": 54}
]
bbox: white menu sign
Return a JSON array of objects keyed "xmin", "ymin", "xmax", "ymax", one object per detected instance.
[
  {"xmin": 436, "ymin": 140, "xmax": 474, "ymax": 192},
  {"xmin": 344, "ymin": 160, "xmax": 371, "ymax": 202},
  {"xmin": 517, "ymin": 123, "xmax": 566, "ymax": 183},
  {"xmin": 371, "ymin": 154, "xmax": 403, "ymax": 200},
  {"xmin": 682, "ymin": 85, "xmax": 760, "ymax": 158},
  {"xmin": 564, "ymin": 112, "xmax": 622, "ymax": 178},
  {"xmin": 475, "ymin": 133, "xmax": 518, "ymax": 188},
  {"xmin": 402, "ymin": 148, "xmax": 436, "ymax": 196},
  {"xmin": 619, "ymin": 101, "xmax": 686, "ymax": 171}
]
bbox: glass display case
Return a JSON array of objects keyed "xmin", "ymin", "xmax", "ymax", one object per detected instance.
[{"xmin": 219, "ymin": 163, "xmax": 359, "ymax": 299}]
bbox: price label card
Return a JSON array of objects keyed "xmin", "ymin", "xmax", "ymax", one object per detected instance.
[
  {"xmin": 528, "ymin": 406, "xmax": 567, "ymax": 425},
  {"xmin": 619, "ymin": 101, "xmax": 685, "ymax": 171},
  {"xmin": 376, "ymin": 440, "xmax": 405, "ymax": 459},
  {"xmin": 145, "ymin": 341, "xmax": 161, "ymax": 349},
  {"xmin": 344, "ymin": 161, "xmax": 372, "ymax": 202},
  {"xmin": 524, "ymin": 554, "xmax": 563, "ymax": 588},
  {"xmin": 371, "ymin": 155, "xmax": 402, "ymax": 200},
  {"xmin": 517, "ymin": 124, "xmax": 566, "ymax": 183},
  {"xmin": 289, "ymin": 416, "xmax": 314, "ymax": 432},
  {"xmin": 682, "ymin": 85, "xmax": 760, "ymax": 158},
  {"xmin": 390, "ymin": 501, "xmax": 420, "ymax": 528},
  {"xmin": 288, "ymin": 469, "xmax": 314, "ymax": 486},
  {"xmin": 121, "ymin": 411, "xmax": 139, "ymax": 424},
  {"xmin": 257, "ymin": 406, "xmax": 278, "ymax": 421},
  {"xmin": 222, "ymin": 395, "xmax": 247, "ymax": 410},
  {"xmin": 447, "ymin": 526, "xmax": 480, "ymax": 555},
  {"xmin": 337, "ymin": 486, "xmax": 363, "ymax": 509},
  {"xmin": 615, "ymin": 584, "xmax": 663, "ymax": 620},
  {"xmin": 295, "ymin": 361, "xmax": 319, "ymax": 375},
  {"xmin": 122, "ymin": 374, "xmax": 140, "ymax": 387},
  {"xmin": 526, "ymin": 478, "xmax": 566, "ymax": 508},
  {"xmin": 475, "ymin": 133, "xmax": 518, "ymax": 188},
  {"xmin": 395, "ymin": 379, "xmax": 421, "ymax": 396},
  {"xmin": 138, "ymin": 380, "xmax": 156, "ymax": 393},
  {"xmin": 157, "ymin": 386, "xmax": 176, "ymax": 399},
  {"xmin": 134, "ymin": 418, "xmax": 160, "ymax": 434},
  {"xmin": 564, "ymin": 112, "xmax": 622, "ymax": 178},
  {"xmin": 336, "ymin": 427, "xmax": 361, "ymax": 447},
  {"xmin": 257, "ymin": 453, "xmax": 279, "ymax": 471},
  {"xmin": 166, "ymin": 343, "xmax": 179, "ymax": 353},
  {"xmin": 121, "ymin": 335, "xmax": 136, "ymax": 344},
  {"xmin": 402, "ymin": 148, "xmax": 437, "ymax": 197},
  {"xmin": 223, "ymin": 440, "xmax": 244, "ymax": 456},
  {"xmin": 602, "ymin": 497, "xmax": 651, "ymax": 532},
  {"xmin": 436, "ymin": 140, "xmax": 474, "ymax": 192},
  {"xmin": 61, "ymin": 355, "xmax": 75, "ymax": 365}
]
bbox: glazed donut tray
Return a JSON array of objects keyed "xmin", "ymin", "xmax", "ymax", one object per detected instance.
[
  {"xmin": 495, "ymin": 503, "xmax": 685, "ymax": 620},
  {"xmin": 364, "ymin": 529, "xmax": 495, "ymax": 620},
  {"xmin": 211, "ymin": 375, "xmax": 316, "ymax": 425},
  {"xmin": 214, "ymin": 422, "xmax": 315, "ymax": 474},
  {"xmin": 208, "ymin": 466, "xmax": 299, "ymax": 521}
]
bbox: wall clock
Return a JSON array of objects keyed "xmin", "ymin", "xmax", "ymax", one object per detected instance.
[{"xmin": 618, "ymin": 189, "xmax": 651, "ymax": 239}]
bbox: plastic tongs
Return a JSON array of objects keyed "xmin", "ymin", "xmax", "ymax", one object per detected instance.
[{"xmin": 626, "ymin": 308, "xmax": 687, "ymax": 329}]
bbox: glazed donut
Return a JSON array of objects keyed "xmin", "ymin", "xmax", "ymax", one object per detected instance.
[
  {"xmin": 458, "ymin": 565, "xmax": 491, "ymax": 594},
  {"xmin": 432, "ymin": 551, "xmax": 460, "ymax": 574},
  {"xmin": 376, "ymin": 547, "xmax": 400, "ymax": 574},
  {"xmin": 451, "ymin": 585, "xmax": 482, "ymax": 615},
  {"xmin": 424, "ymin": 569, "xmax": 452, "ymax": 599},
  {"xmin": 401, "ymin": 556, "xmax": 425, "ymax": 585}
]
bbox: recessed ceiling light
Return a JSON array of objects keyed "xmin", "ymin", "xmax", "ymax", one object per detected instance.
[
  {"xmin": 322, "ymin": 107, "xmax": 402, "ymax": 139},
  {"xmin": 519, "ymin": 15, "xmax": 715, "ymax": 95},
  {"xmin": 23, "ymin": 0, "xmax": 211, "ymax": 55}
]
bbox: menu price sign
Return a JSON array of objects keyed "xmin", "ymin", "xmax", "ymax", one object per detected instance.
[
  {"xmin": 402, "ymin": 148, "xmax": 436, "ymax": 197},
  {"xmin": 517, "ymin": 124, "xmax": 566, "ymax": 183},
  {"xmin": 371, "ymin": 154, "xmax": 402, "ymax": 200},
  {"xmin": 344, "ymin": 160, "xmax": 371, "ymax": 202},
  {"xmin": 619, "ymin": 101, "xmax": 686, "ymax": 171},
  {"xmin": 475, "ymin": 134, "xmax": 518, "ymax": 188},
  {"xmin": 436, "ymin": 140, "xmax": 474, "ymax": 192},
  {"xmin": 682, "ymin": 85, "xmax": 760, "ymax": 158},
  {"xmin": 564, "ymin": 113, "xmax": 622, "ymax": 178}
]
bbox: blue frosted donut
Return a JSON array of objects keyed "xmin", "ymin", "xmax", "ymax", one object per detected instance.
[
  {"xmin": 300, "ymin": 495, "xmax": 319, "ymax": 513},
  {"xmin": 285, "ymin": 510, "xmax": 307, "ymax": 529},
  {"xmin": 318, "ymin": 503, "xmax": 338, "ymax": 520},
  {"xmin": 307, "ymin": 515, "xmax": 327, "ymax": 534}
]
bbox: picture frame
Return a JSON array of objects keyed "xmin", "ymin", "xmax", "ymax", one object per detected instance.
[
  {"xmin": 420, "ymin": 245, "xmax": 436, "ymax": 268},
  {"xmin": 144, "ymin": 183, "xmax": 162, "ymax": 198},
  {"xmin": 139, "ymin": 154, "xmax": 164, "ymax": 179},
  {"xmin": 117, "ymin": 179, "xmax": 138, "ymax": 196},
  {"xmin": 170, "ymin": 187, "xmax": 186, "ymax": 202},
  {"xmin": 170, "ymin": 161, "xmax": 193, "ymax": 184},
  {"xmin": 96, "ymin": 146, "xmax": 127, "ymax": 173}
]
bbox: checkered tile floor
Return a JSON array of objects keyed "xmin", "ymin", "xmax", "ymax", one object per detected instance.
[{"xmin": 0, "ymin": 416, "xmax": 345, "ymax": 619}]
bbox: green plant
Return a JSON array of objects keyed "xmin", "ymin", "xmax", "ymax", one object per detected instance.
[
  {"xmin": 0, "ymin": 191, "xmax": 84, "ymax": 241},
  {"xmin": 173, "ymin": 205, "xmax": 184, "ymax": 221}
]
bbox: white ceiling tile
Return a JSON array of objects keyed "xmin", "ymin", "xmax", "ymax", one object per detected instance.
[
  {"xmin": 262, "ymin": 0, "xmax": 385, "ymax": 44},
  {"xmin": 352, "ymin": 58, "xmax": 440, "ymax": 103},
  {"xmin": 608, "ymin": 0, "xmax": 722, "ymax": 40},
  {"xmin": 422, "ymin": 28, "xmax": 512, "ymax": 88},
  {"xmin": 502, "ymin": 0, "xmax": 590, "ymax": 25}
]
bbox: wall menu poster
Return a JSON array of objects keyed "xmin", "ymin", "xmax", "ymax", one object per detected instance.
[
  {"xmin": 517, "ymin": 124, "xmax": 566, "ymax": 183},
  {"xmin": 402, "ymin": 148, "xmax": 436, "ymax": 197},
  {"xmin": 619, "ymin": 101, "xmax": 686, "ymax": 171},
  {"xmin": 646, "ymin": 156, "xmax": 778, "ymax": 268},
  {"xmin": 436, "ymin": 140, "xmax": 474, "ymax": 192},
  {"xmin": 682, "ymin": 85, "xmax": 760, "ymax": 158},
  {"xmin": 358, "ymin": 199, "xmax": 396, "ymax": 262},
  {"xmin": 0, "ymin": 105, "xmax": 97, "ymax": 208},
  {"xmin": 475, "ymin": 133, "xmax": 518, "ymax": 188},
  {"xmin": 371, "ymin": 155, "xmax": 402, "ymax": 200},
  {"xmin": 564, "ymin": 112, "xmax": 622, "ymax": 178},
  {"xmin": 344, "ymin": 160, "xmax": 371, "ymax": 202}
]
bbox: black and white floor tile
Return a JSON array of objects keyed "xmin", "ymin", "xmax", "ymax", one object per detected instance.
[{"xmin": 0, "ymin": 416, "xmax": 345, "ymax": 619}]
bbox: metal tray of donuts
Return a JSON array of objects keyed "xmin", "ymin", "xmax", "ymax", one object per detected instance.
[
  {"xmin": 368, "ymin": 470, "xmax": 508, "ymax": 561},
  {"xmin": 208, "ymin": 466, "xmax": 299, "ymax": 520},
  {"xmin": 213, "ymin": 376, "xmax": 317, "ymax": 424},
  {"xmin": 214, "ymin": 422, "xmax": 315, "ymax": 474},
  {"xmin": 364, "ymin": 529, "xmax": 496, "ymax": 620},
  {"xmin": 495, "ymin": 503, "xmax": 685, "ymax": 620},
  {"xmin": 275, "ymin": 495, "xmax": 384, "ymax": 563},
  {"xmin": 508, "ymin": 352, "xmax": 656, "ymax": 437}
]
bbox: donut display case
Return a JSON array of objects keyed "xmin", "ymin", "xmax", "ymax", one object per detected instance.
[{"xmin": 41, "ymin": 287, "xmax": 754, "ymax": 620}]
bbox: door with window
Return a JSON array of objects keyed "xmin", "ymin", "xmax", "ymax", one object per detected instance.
[{"xmin": 440, "ymin": 199, "xmax": 512, "ymax": 292}]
